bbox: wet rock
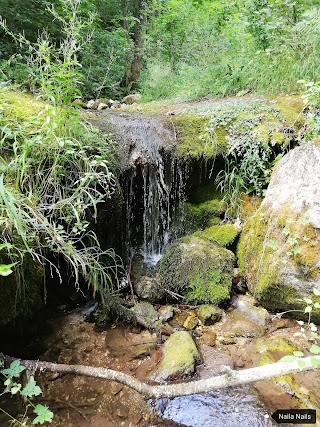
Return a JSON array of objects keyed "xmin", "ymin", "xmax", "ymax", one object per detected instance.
[
  {"xmin": 105, "ymin": 326, "xmax": 157, "ymax": 360},
  {"xmin": 232, "ymin": 295, "xmax": 269, "ymax": 326},
  {"xmin": 196, "ymin": 305, "xmax": 223, "ymax": 325},
  {"xmin": 183, "ymin": 312, "xmax": 199, "ymax": 330},
  {"xmin": 130, "ymin": 302, "xmax": 161, "ymax": 330},
  {"xmin": 217, "ymin": 309, "xmax": 265, "ymax": 340},
  {"xmin": 199, "ymin": 330, "xmax": 216, "ymax": 346},
  {"xmin": 134, "ymin": 276, "xmax": 165, "ymax": 303},
  {"xmin": 158, "ymin": 305, "xmax": 174, "ymax": 322},
  {"xmin": 122, "ymin": 93, "xmax": 142, "ymax": 105},
  {"xmin": 198, "ymin": 345, "xmax": 234, "ymax": 378},
  {"xmin": 149, "ymin": 331, "xmax": 200, "ymax": 382}
]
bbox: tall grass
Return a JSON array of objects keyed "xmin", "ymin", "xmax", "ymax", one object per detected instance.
[{"xmin": 0, "ymin": 0, "xmax": 123, "ymax": 304}]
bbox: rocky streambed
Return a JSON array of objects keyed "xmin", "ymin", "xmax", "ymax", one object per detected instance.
[{"xmin": 1, "ymin": 294, "xmax": 318, "ymax": 427}]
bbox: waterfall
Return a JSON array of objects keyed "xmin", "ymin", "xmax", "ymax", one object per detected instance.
[
  {"xmin": 87, "ymin": 111, "xmax": 187, "ymax": 265},
  {"xmin": 124, "ymin": 153, "xmax": 186, "ymax": 266}
]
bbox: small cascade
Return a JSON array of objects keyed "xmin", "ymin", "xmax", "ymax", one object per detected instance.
[{"xmin": 124, "ymin": 154, "xmax": 186, "ymax": 266}]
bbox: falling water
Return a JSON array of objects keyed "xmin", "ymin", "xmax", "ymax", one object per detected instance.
[
  {"xmin": 125, "ymin": 154, "xmax": 186, "ymax": 265},
  {"xmin": 94, "ymin": 112, "xmax": 187, "ymax": 265}
]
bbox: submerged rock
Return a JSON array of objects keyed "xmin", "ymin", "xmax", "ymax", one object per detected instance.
[
  {"xmin": 149, "ymin": 331, "xmax": 200, "ymax": 382},
  {"xmin": 159, "ymin": 235, "xmax": 235, "ymax": 305},
  {"xmin": 238, "ymin": 141, "xmax": 320, "ymax": 322},
  {"xmin": 232, "ymin": 295, "xmax": 269, "ymax": 327}
]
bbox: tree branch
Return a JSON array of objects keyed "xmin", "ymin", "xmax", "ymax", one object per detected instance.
[{"xmin": 1, "ymin": 353, "xmax": 319, "ymax": 399}]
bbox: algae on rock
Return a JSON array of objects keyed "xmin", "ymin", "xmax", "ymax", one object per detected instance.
[{"xmin": 149, "ymin": 331, "xmax": 200, "ymax": 382}]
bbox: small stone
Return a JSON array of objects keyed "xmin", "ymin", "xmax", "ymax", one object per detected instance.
[
  {"xmin": 87, "ymin": 99, "xmax": 95, "ymax": 109},
  {"xmin": 72, "ymin": 99, "xmax": 87, "ymax": 109},
  {"xmin": 200, "ymin": 331, "xmax": 216, "ymax": 346},
  {"xmin": 122, "ymin": 93, "xmax": 141, "ymax": 105},
  {"xmin": 158, "ymin": 305, "xmax": 174, "ymax": 322},
  {"xmin": 97, "ymin": 102, "xmax": 109, "ymax": 111},
  {"xmin": 196, "ymin": 305, "xmax": 223, "ymax": 325},
  {"xmin": 183, "ymin": 312, "xmax": 199, "ymax": 330}
]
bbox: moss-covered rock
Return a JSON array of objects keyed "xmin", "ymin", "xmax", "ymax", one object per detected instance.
[
  {"xmin": 149, "ymin": 331, "xmax": 200, "ymax": 382},
  {"xmin": 238, "ymin": 141, "xmax": 320, "ymax": 322},
  {"xmin": 196, "ymin": 224, "xmax": 239, "ymax": 247},
  {"xmin": 159, "ymin": 235, "xmax": 235, "ymax": 305},
  {"xmin": 0, "ymin": 257, "xmax": 44, "ymax": 327}
]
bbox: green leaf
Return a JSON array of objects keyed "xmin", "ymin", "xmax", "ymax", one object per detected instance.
[
  {"xmin": 11, "ymin": 384, "xmax": 22, "ymax": 395},
  {"xmin": 279, "ymin": 355, "xmax": 296, "ymax": 363},
  {"xmin": 297, "ymin": 320, "xmax": 304, "ymax": 326},
  {"xmin": 304, "ymin": 298, "xmax": 313, "ymax": 305},
  {"xmin": 282, "ymin": 227, "xmax": 290, "ymax": 237},
  {"xmin": 21, "ymin": 378, "xmax": 42, "ymax": 397},
  {"xmin": 314, "ymin": 302, "xmax": 320, "ymax": 309},
  {"xmin": 313, "ymin": 288, "xmax": 320, "ymax": 296},
  {"xmin": 268, "ymin": 240, "xmax": 279, "ymax": 250},
  {"xmin": 33, "ymin": 404, "xmax": 54, "ymax": 424},
  {"xmin": 0, "ymin": 262, "xmax": 18, "ymax": 276},
  {"xmin": 304, "ymin": 305, "xmax": 312, "ymax": 313},
  {"xmin": 310, "ymin": 356, "xmax": 320, "ymax": 366},
  {"xmin": 310, "ymin": 323, "xmax": 318, "ymax": 332},
  {"xmin": 1, "ymin": 360, "xmax": 26, "ymax": 377},
  {"xmin": 298, "ymin": 360, "xmax": 306, "ymax": 369},
  {"xmin": 293, "ymin": 351, "xmax": 304, "ymax": 358},
  {"xmin": 310, "ymin": 344, "xmax": 320, "ymax": 354}
]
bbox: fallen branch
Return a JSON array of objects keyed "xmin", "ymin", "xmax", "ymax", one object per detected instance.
[{"xmin": 1, "ymin": 353, "xmax": 319, "ymax": 399}]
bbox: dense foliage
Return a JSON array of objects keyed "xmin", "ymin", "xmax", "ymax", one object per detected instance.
[{"xmin": 1, "ymin": 0, "xmax": 320, "ymax": 101}]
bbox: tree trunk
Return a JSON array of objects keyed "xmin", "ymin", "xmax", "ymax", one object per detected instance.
[
  {"xmin": 121, "ymin": 0, "xmax": 148, "ymax": 92},
  {"xmin": 1, "ymin": 353, "xmax": 319, "ymax": 399}
]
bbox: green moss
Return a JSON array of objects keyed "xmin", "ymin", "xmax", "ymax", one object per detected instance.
[
  {"xmin": 0, "ymin": 257, "xmax": 44, "ymax": 326},
  {"xmin": 238, "ymin": 207, "xmax": 320, "ymax": 321},
  {"xmin": 271, "ymin": 95, "xmax": 305, "ymax": 130},
  {"xmin": 187, "ymin": 269, "xmax": 231, "ymax": 304},
  {"xmin": 0, "ymin": 88, "xmax": 44, "ymax": 122},
  {"xmin": 196, "ymin": 224, "xmax": 239, "ymax": 247},
  {"xmin": 159, "ymin": 235, "xmax": 235, "ymax": 305},
  {"xmin": 173, "ymin": 115, "xmax": 227, "ymax": 159},
  {"xmin": 183, "ymin": 184, "xmax": 225, "ymax": 233}
]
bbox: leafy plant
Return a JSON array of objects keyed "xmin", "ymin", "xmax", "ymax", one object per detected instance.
[
  {"xmin": 0, "ymin": 359, "xmax": 53, "ymax": 425},
  {"xmin": 279, "ymin": 288, "xmax": 320, "ymax": 368}
]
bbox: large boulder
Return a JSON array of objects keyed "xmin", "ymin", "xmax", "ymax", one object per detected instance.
[
  {"xmin": 238, "ymin": 141, "xmax": 320, "ymax": 321},
  {"xmin": 159, "ymin": 235, "xmax": 235, "ymax": 305}
]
